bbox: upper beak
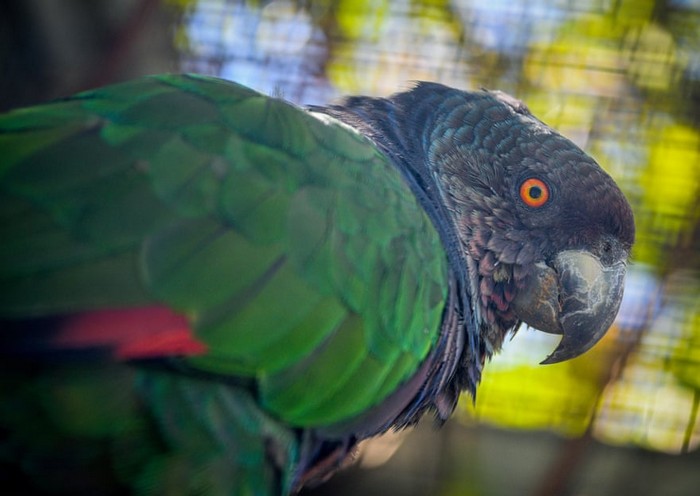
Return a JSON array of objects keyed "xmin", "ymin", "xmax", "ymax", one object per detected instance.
[{"xmin": 511, "ymin": 250, "xmax": 627, "ymax": 364}]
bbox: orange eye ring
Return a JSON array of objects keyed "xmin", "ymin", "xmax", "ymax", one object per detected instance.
[{"xmin": 519, "ymin": 178, "xmax": 550, "ymax": 207}]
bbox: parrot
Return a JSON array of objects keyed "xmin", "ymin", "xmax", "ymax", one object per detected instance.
[{"xmin": 0, "ymin": 74, "xmax": 635, "ymax": 495}]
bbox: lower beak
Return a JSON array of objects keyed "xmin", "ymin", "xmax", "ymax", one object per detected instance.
[{"xmin": 511, "ymin": 250, "xmax": 627, "ymax": 364}]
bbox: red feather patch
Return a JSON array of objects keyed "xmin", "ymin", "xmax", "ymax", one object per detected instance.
[{"xmin": 54, "ymin": 307, "xmax": 208, "ymax": 360}]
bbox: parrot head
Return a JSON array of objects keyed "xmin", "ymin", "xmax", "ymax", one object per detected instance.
[{"xmin": 426, "ymin": 88, "xmax": 635, "ymax": 363}]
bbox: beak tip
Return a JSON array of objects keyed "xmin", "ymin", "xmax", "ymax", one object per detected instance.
[
  {"xmin": 539, "ymin": 346, "xmax": 570, "ymax": 365},
  {"xmin": 539, "ymin": 355, "xmax": 557, "ymax": 365}
]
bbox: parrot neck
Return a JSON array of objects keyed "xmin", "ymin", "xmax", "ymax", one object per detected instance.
[{"xmin": 313, "ymin": 85, "xmax": 494, "ymax": 402}]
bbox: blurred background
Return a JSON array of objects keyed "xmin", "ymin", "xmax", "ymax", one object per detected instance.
[{"xmin": 1, "ymin": 0, "xmax": 698, "ymax": 495}]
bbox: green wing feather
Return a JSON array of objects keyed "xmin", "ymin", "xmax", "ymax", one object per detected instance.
[{"xmin": 0, "ymin": 74, "xmax": 448, "ymax": 427}]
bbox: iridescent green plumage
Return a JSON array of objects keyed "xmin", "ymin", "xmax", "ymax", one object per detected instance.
[
  {"xmin": 1, "ymin": 75, "xmax": 448, "ymax": 426},
  {"xmin": 0, "ymin": 75, "xmax": 450, "ymax": 494}
]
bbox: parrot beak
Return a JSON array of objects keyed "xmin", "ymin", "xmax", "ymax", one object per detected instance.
[{"xmin": 511, "ymin": 250, "xmax": 627, "ymax": 364}]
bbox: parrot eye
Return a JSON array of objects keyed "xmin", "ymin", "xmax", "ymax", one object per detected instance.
[{"xmin": 519, "ymin": 178, "xmax": 550, "ymax": 207}]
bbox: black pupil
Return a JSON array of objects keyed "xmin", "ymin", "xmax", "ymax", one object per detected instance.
[{"xmin": 529, "ymin": 186, "xmax": 542, "ymax": 199}]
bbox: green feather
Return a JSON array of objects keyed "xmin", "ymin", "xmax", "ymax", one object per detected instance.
[{"xmin": 0, "ymin": 73, "xmax": 449, "ymax": 429}]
